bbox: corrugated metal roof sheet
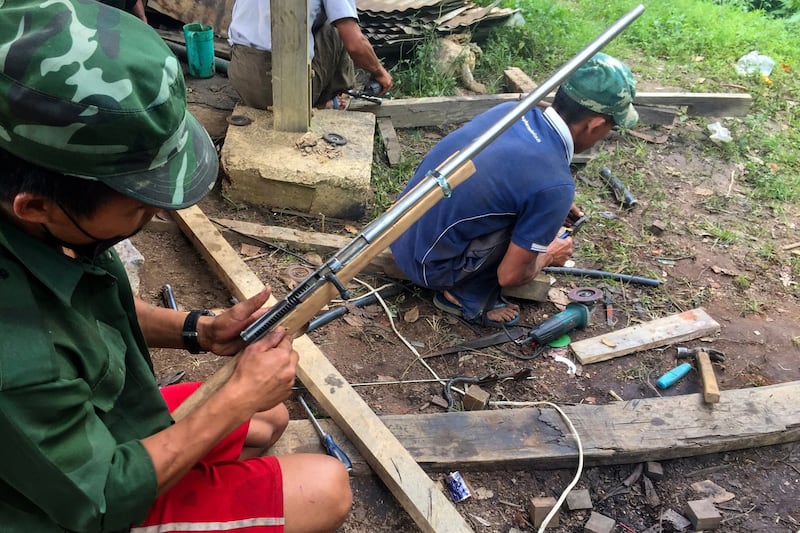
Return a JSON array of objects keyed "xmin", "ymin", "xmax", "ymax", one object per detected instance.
[{"xmin": 356, "ymin": 0, "xmax": 518, "ymax": 57}]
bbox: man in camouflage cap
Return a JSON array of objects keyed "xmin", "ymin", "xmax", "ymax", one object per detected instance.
[
  {"xmin": 0, "ymin": 2, "xmax": 351, "ymax": 531},
  {"xmin": 391, "ymin": 52, "xmax": 637, "ymax": 328}
]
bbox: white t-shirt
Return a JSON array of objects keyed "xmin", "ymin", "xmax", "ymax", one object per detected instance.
[{"xmin": 228, "ymin": 0, "xmax": 358, "ymax": 58}]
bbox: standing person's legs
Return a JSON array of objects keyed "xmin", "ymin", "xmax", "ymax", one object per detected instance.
[
  {"xmin": 228, "ymin": 44, "xmax": 274, "ymax": 109},
  {"xmin": 311, "ymin": 22, "xmax": 355, "ymax": 107}
]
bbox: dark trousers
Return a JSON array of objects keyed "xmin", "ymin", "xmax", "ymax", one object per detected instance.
[{"xmin": 228, "ymin": 22, "xmax": 355, "ymax": 109}]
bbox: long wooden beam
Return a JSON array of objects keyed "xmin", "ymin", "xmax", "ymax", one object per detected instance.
[
  {"xmin": 171, "ymin": 205, "xmax": 473, "ymax": 533},
  {"xmin": 350, "ymin": 91, "xmax": 751, "ymax": 128},
  {"xmin": 271, "ymin": 380, "xmax": 800, "ymax": 474}
]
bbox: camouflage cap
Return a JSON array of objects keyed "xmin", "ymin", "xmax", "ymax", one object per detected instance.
[
  {"xmin": 0, "ymin": 0, "xmax": 218, "ymax": 209},
  {"xmin": 561, "ymin": 53, "xmax": 638, "ymax": 129}
]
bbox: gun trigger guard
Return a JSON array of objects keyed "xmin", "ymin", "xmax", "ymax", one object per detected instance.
[{"xmin": 427, "ymin": 170, "xmax": 452, "ymax": 198}]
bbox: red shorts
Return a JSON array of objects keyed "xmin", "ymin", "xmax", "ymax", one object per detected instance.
[{"xmin": 132, "ymin": 382, "xmax": 284, "ymax": 532}]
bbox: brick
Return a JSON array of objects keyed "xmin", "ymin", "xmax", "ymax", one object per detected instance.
[
  {"xmin": 461, "ymin": 385, "xmax": 490, "ymax": 411},
  {"xmin": 530, "ymin": 496, "xmax": 559, "ymax": 528},
  {"xmin": 584, "ymin": 511, "xmax": 616, "ymax": 533},
  {"xmin": 566, "ymin": 488, "xmax": 593, "ymax": 511},
  {"xmin": 645, "ymin": 461, "xmax": 664, "ymax": 481},
  {"xmin": 685, "ymin": 499, "xmax": 722, "ymax": 530},
  {"xmin": 502, "ymin": 273, "xmax": 551, "ymax": 302}
]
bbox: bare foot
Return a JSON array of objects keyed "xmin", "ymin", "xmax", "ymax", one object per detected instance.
[{"xmin": 485, "ymin": 303, "xmax": 519, "ymax": 323}]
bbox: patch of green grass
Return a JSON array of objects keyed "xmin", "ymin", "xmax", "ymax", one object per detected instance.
[
  {"xmin": 740, "ymin": 296, "xmax": 763, "ymax": 315},
  {"xmin": 390, "ymin": 34, "xmax": 457, "ymax": 97},
  {"xmin": 734, "ymin": 274, "xmax": 752, "ymax": 290},
  {"xmin": 701, "ymin": 221, "xmax": 739, "ymax": 244}
]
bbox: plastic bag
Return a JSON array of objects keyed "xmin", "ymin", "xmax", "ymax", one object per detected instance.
[
  {"xmin": 735, "ymin": 51, "xmax": 775, "ymax": 76},
  {"xmin": 707, "ymin": 122, "xmax": 732, "ymax": 144}
]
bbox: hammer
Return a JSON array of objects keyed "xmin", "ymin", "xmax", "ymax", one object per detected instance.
[{"xmin": 676, "ymin": 346, "xmax": 725, "ymax": 403}]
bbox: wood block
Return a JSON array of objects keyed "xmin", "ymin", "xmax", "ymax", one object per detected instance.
[
  {"xmin": 648, "ymin": 220, "xmax": 667, "ymax": 235},
  {"xmin": 376, "ymin": 117, "xmax": 401, "ymax": 167},
  {"xmin": 645, "ymin": 461, "xmax": 664, "ymax": 481},
  {"xmin": 584, "ymin": 511, "xmax": 616, "ymax": 533},
  {"xmin": 530, "ymin": 496, "xmax": 559, "ymax": 528},
  {"xmin": 462, "ymin": 385, "xmax": 490, "ymax": 411},
  {"xmin": 685, "ymin": 499, "xmax": 722, "ymax": 530},
  {"xmin": 502, "ymin": 273, "xmax": 551, "ymax": 302},
  {"xmin": 503, "ymin": 66, "xmax": 538, "ymax": 93},
  {"xmin": 566, "ymin": 488, "xmax": 593, "ymax": 510},
  {"xmin": 571, "ymin": 308, "xmax": 720, "ymax": 365},
  {"xmin": 697, "ymin": 351, "xmax": 721, "ymax": 403}
]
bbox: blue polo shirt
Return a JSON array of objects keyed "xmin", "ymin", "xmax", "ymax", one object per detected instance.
[
  {"xmin": 0, "ymin": 217, "xmax": 171, "ymax": 532},
  {"xmin": 390, "ymin": 103, "xmax": 575, "ymax": 288}
]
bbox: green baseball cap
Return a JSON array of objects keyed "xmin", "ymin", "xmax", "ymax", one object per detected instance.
[
  {"xmin": 0, "ymin": 1, "xmax": 218, "ymax": 209},
  {"xmin": 561, "ymin": 53, "xmax": 638, "ymax": 129}
]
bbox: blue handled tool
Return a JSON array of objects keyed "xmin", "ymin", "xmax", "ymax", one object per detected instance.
[
  {"xmin": 298, "ymin": 396, "xmax": 353, "ymax": 472},
  {"xmin": 559, "ymin": 215, "xmax": 587, "ymax": 239},
  {"xmin": 655, "ymin": 362, "xmax": 693, "ymax": 389}
]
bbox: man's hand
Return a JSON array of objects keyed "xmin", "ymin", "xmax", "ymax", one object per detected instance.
[
  {"xmin": 198, "ymin": 288, "xmax": 271, "ymax": 356},
  {"xmin": 545, "ymin": 235, "xmax": 574, "ymax": 267},
  {"xmin": 227, "ymin": 327, "xmax": 298, "ymax": 414}
]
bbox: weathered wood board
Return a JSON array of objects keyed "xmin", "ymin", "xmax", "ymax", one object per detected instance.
[
  {"xmin": 270, "ymin": 381, "xmax": 800, "ymax": 474},
  {"xmin": 570, "ymin": 308, "xmax": 721, "ymax": 365},
  {"xmin": 377, "ymin": 117, "xmax": 402, "ymax": 166},
  {"xmin": 172, "ymin": 205, "xmax": 473, "ymax": 533},
  {"xmin": 212, "ymin": 218, "xmax": 406, "ymax": 278},
  {"xmin": 149, "ymin": 0, "xmax": 235, "ymax": 39},
  {"xmin": 350, "ymin": 92, "xmax": 751, "ymax": 128}
]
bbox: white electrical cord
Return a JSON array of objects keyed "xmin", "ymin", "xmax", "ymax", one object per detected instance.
[{"xmin": 489, "ymin": 401, "xmax": 584, "ymax": 533}]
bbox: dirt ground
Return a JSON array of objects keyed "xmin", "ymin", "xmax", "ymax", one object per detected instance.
[{"xmin": 130, "ymin": 69, "xmax": 800, "ymax": 532}]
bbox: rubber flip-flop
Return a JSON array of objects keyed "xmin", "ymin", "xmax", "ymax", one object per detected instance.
[
  {"xmin": 476, "ymin": 301, "xmax": 520, "ymax": 329},
  {"xmin": 433, "ymin": 292, "xmax": 465, "ymax": 317}
]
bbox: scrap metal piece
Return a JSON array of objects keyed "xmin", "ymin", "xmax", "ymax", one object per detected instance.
[
  {"xmin": 322, "ymin": 132, "xmax": 347, "ymax": 146},
  {"xmin": 226, "ymin": 114, "xmax": 252, "ymax": 126}
]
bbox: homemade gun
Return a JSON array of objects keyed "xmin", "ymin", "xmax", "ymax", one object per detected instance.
[{"xmin": 170, "ymin": 5, "xmax": 645, "ymax": 420}]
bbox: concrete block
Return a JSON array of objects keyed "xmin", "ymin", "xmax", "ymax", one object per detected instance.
[
  {"xmin": 530, "ymin": 496, "xmax": 559, "ymax": 528},
  {"xmin": 502, "ymin": 273, "xmax": 551, "ymax": 302},
  {"xmin": 221, "ymin": 105, "xmax": 375, "ymax": 218},
  {"xmin": 461, "ymin": 385, "xmax": 490, "ymax": 411},
  {"xmin": 685, "ymin": 499, "xmax": 722, "ymax": 530},
  {"xmin": 566, "ymin": 488, "xmax": 593, "ymax": 510},
  {"xmin": 584, "ymin": 511, "xmax": 616, "ymax": 533}
]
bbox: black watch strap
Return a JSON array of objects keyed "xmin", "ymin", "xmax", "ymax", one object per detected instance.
[{"xmin": 182, "ymin": 309, "xmax": 214, "ymax": 354}]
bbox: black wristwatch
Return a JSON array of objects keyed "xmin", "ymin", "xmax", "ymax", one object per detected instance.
[{"xmin": 182, "ymin": 309, "xmax": 214, "ymax": 354}]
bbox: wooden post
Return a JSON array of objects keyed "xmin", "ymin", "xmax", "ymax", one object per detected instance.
[{"xmin": 271, "ymin": 0, "xmax": 310, "ymax": 132}]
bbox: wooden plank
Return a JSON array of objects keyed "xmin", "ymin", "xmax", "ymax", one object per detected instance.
[
  {"xmin": 350, "ymin": 92, "xmax": 750, "ymax": 128},
  {"xmin": 377, "ymin": 117, "xmax": 402, "ymax": 166},
  {"xmin": 271, "ymin": 0, "xmax": 311, "ymax": 132},
  {"xmin": 697, "ymin": 352, "xmax": 721, "ymax": 404},
  {"xmin": 148, "ymin": 0, "xmax": 235, "ymax": 39},
  {"xmin": 571, "ymin": 308, "xmax": 720, "ymax": 365},
  {"xmin": 171, "ymin": 205, "xmax": 473, "ymax": 533},
  {"xmin": 503, "ymin": 67, "xmax": 537, "ymax": 93},
  {"xmin": 212, "ymin": 218, "xmax": 407, "ymax": 279},
  {"xmin": 155, "ymin": 28, "xmax": 231, "ymax": 60},
  {"xmin": 633, "ymin": 92, "xmax": 752, "ymax": 116},
  {"xmin": 271, "ymin": 381, "xmax": 800, "ymax": 472}
]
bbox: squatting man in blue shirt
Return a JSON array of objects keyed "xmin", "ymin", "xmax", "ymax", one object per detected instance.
[{"xmin": 391, "ymin": 53, "xmax": 638, "ymax": 328}]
